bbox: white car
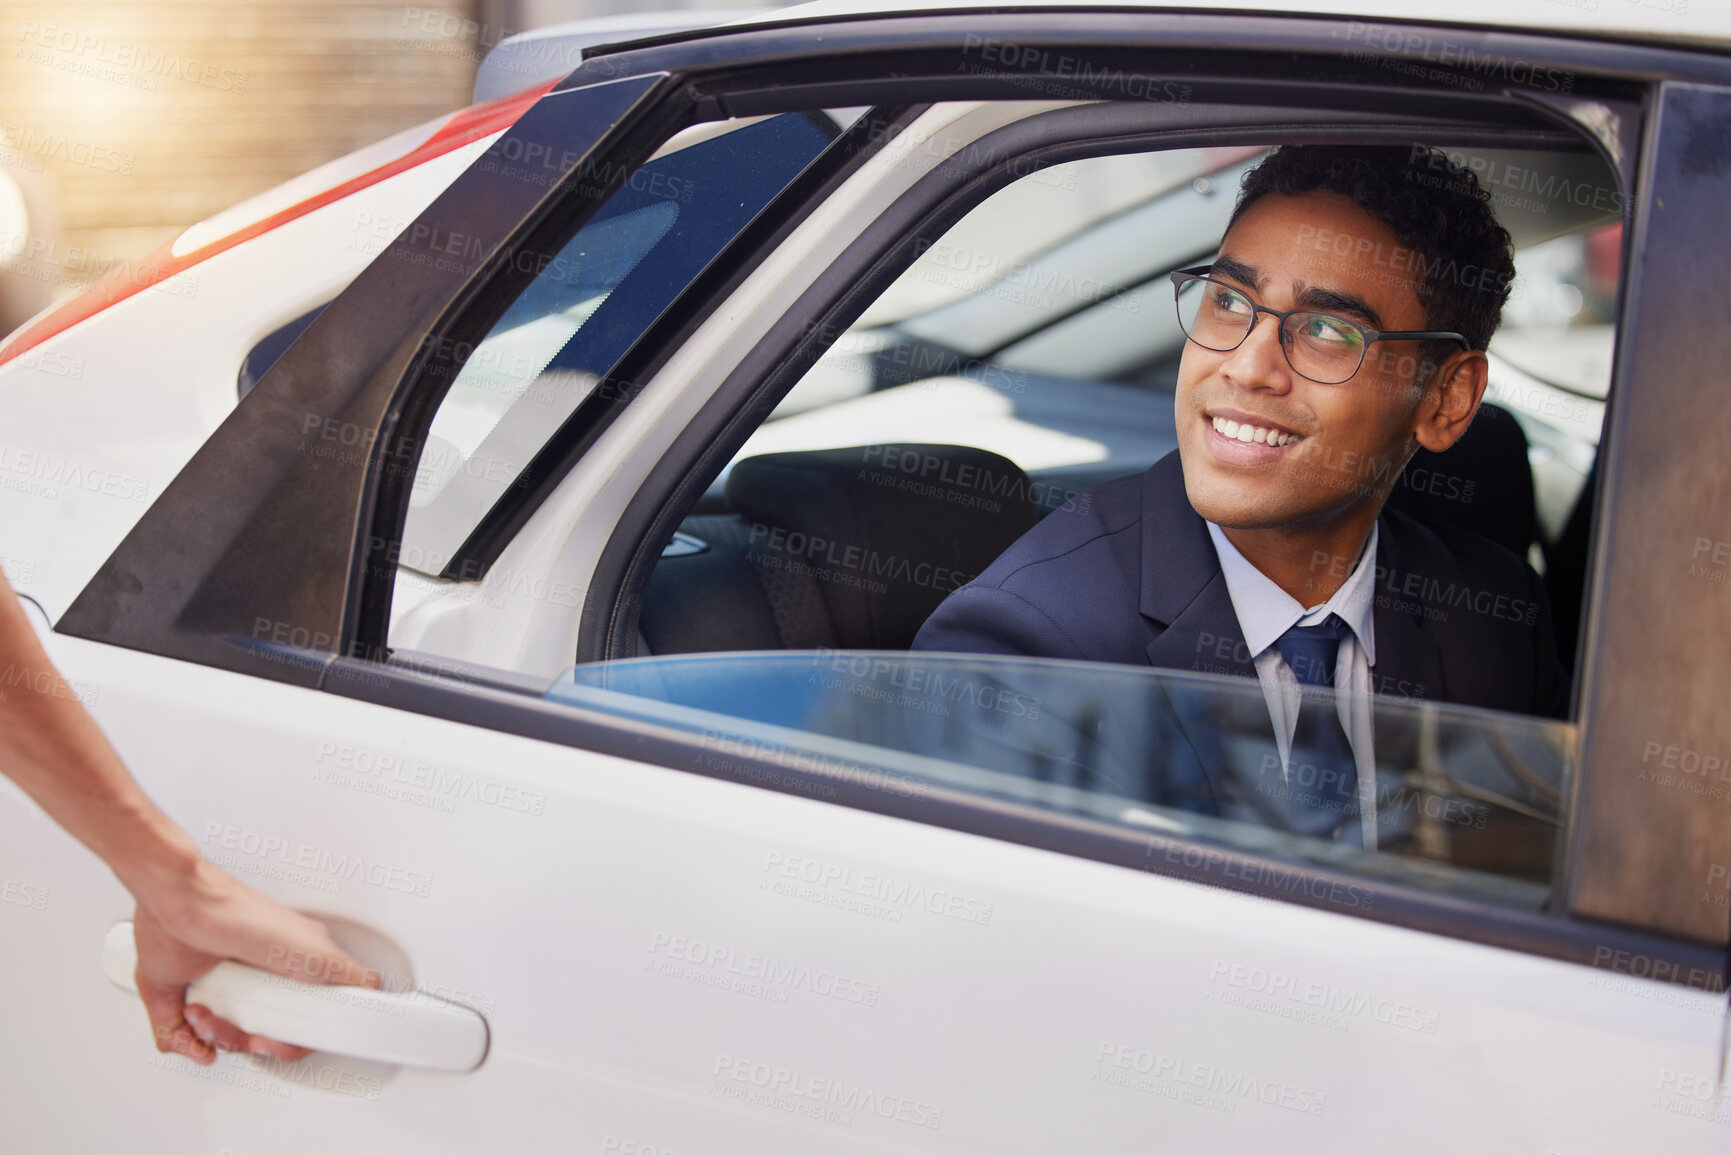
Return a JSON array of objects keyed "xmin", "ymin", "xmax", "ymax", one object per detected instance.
[{"xmin": 2, "ymin": 2, "xmax": 1729, "ymax": 1151}]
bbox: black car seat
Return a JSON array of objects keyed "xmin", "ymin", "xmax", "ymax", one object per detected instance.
[
  {"xmin": 1385, "ymin": 402, "xmax": 1538, "ymax": 562},
  {"xmin": 1542, "ymin": 457, "xmax": 1596, "ymax": 675},
  {"xmin": 641, "ymin": 444, "xmax": 1041, "ymax": 654}
]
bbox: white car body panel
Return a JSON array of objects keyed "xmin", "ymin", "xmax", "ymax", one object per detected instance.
[{"xmin": 2, "ymin": 618, "xmax": 1723, "ymax": 1153}]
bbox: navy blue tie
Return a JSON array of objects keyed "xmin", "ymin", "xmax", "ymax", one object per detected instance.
[{"xmin": 1272, "ymin": 615, "xmax": 1359, "ymax": 839}]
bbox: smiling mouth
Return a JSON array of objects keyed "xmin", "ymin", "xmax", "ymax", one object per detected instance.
[{"xmin": 1208, "ymin": 414, "xmax": 1301, "ymax": 447}]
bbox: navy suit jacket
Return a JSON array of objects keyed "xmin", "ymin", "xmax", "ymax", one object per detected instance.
[{"xmin": 913, "ymin": 451, "xmax": 1569, "ymax": 720}]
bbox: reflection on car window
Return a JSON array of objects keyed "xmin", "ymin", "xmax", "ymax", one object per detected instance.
[
  {"xmin": 551, "ymin": 651, "xmax": 1567, "ymax": 909},
  {"xmin": 413, "ymin": 200, "xmax": 681, "ymax": 510},
  {"xmin": 400, "ymin": 111, "xmax": 843, "ymax": 572}
]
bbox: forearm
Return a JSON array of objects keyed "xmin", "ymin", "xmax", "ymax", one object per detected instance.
[{"xmin": 0, "ymin": 575, "xmax": 198, "ymax": 903}]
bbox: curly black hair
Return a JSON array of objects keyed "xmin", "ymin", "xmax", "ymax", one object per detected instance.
[{"xmin": 1229, "ymin": 145, "xmax": 1515, "ymax": 383}]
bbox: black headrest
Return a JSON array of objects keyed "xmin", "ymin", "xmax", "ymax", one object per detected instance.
[
  {"xmin": 1386, "ymin": 402, "xmax": 1536, "ymax": 560},
  {"xmin": 725, "ymin": 444, "xmax": 1041, "ymax": 649}
]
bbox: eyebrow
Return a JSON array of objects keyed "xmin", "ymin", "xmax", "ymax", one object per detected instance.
[
  {"xmin": 1211, "ymin": 255, "xmax": 1386, "ymax": 331},
  {"xmin": 1211, "ymin": 254, "xmax": 1263, "ymax": 292},
  {"xmin": 1294, "ymin": 283, "xmax": 1384, "ymax": 331}
]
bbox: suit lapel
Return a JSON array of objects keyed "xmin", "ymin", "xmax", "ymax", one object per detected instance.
[
  {"xmin": 1134, "ymin": 453, "xmax": 1264, "ymax": 819},
  {"xmin": 1369, "ymin": 514, "xmax": 1447, "ymax": 704},
  {"xmin": 1136, "ymin": 453, "xmax": 1255, "ymax": 679},
  {"xmin": 1144, "ymin": 571, "xmax": 1254, "ymax": 677}
]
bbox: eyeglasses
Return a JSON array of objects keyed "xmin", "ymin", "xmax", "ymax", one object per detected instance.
[{"xmin": 1169, "ymin": 266, "xmax": 1467, "ymax": 385}]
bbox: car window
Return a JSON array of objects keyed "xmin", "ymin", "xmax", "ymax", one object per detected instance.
[
  {"xmin": 398, "ymin": 111, "xmax": 850, "ymax": 573},
  {"xmin": 615, "ymin": 135, "xmax": 1623, "ymax": 911}
]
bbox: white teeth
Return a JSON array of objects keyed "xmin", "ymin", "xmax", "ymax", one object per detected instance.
[{"xmin": 1211, "ymin": 415, "xmax": 1297, "ymax": 447}]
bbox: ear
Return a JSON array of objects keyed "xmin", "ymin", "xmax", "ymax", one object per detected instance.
[{"xmin": 1413, "ymin": 349, "xmax": 1488, "ymax": 453}]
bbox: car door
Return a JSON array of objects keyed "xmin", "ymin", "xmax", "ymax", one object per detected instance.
[{"xmin": 7, "ymin": 13, "xmax": 1731, "ymax": 1155}]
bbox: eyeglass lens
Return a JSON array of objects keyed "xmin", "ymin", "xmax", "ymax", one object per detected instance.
[{"xmin": 1175, "ymin": 277, "xmax": 1368, "ymax": 384}]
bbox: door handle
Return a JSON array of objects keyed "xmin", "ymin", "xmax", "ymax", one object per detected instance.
[{"xmin": 102, "ymin": 921, "xmax": 488, "ymax": 1072}]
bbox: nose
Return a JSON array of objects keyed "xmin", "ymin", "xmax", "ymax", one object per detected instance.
[{"xmin": 1218, "ymin": 311, "xmax": 1295, "ymax": 394}]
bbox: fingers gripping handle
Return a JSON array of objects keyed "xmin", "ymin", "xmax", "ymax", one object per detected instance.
[{"xmin": 102, "ymin": 921, "xmax": 489, "ymax": 1072}]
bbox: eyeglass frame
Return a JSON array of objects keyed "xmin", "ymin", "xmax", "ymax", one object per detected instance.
[{"xmin": 1168, "ymin": 265, "xmax": 1470, "ymax": 384}]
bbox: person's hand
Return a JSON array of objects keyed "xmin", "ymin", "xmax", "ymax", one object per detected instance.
[
  {"xmin": 133, "ymin": 857, "xmax": 380, "ymax": 1065},
  {"xmin": 0, "ymin": 570, "xmax": 381, "ymax": 1065}
]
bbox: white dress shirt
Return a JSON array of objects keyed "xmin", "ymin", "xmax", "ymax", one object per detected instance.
[{"xmin": 1205, "ymin": 521, "xmax": 1380, "ymax": 845}]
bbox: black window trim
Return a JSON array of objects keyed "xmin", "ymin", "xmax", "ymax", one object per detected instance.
[
  {"xmin": 578, "ymin": 7, "xmax": 1731, "ymax": 89},
  {"xmin": 1561, "ymin": 79, "xmax": 1731, "ymax": 947},
  {"xmin": 238, "ymin": 302, "xmax": 330, "ymax": 401}
]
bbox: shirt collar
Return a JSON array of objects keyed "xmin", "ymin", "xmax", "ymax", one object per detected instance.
[{"xmin": 1205, "ymin": 520, "xmax": 1379, "ymax": 668}]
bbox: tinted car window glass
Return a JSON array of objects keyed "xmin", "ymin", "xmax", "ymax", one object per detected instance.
[{"xmin": 401, "ymin": 112, "xmax": 841, "ymax": 571}]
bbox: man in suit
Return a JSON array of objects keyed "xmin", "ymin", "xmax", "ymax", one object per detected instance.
[{"xmin": 913, "ymin": 144, "xmax": 1568, "ymax": 841}]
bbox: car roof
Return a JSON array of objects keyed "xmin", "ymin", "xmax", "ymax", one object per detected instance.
[
  {"xmin": 482, "ymin": 2, "xmax": 1730, "ymax": 113},
  {"xmin": 474, "ymin": 9, "xmax": 772, "ymax": 102},
  {"xmin": 610, "ymin": 0, "xmax": 1731, "ymax": 54}
]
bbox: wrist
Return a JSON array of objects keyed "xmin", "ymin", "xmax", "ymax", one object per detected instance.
[{"xmin": 110, "ymin": 813, "xmax": 208, "ymax": 916}]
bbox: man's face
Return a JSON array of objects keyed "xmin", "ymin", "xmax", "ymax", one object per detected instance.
[{"xmin": 1174, "ymin": 189, "xmax": 1434, "ymax": 532}]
